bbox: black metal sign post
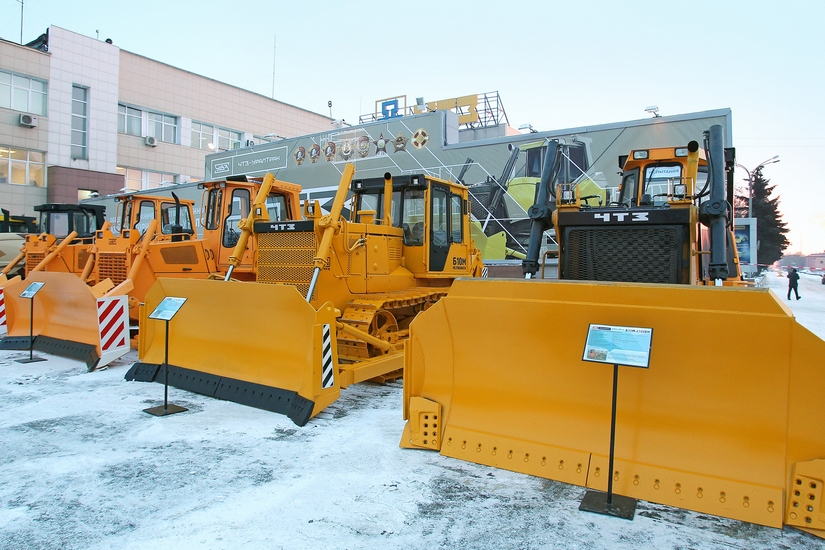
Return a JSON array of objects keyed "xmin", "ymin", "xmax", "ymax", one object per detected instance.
[
  {"xmin": 579, "ymin": 324, "xmax": 653, "ymax": 521},
  {"xmin": 16, "ymin": 282, "xmax": 46, "ymax": 364},
  {"xmin": 143, "ymin": 297, "xmax": 188, "ymax": 417}
]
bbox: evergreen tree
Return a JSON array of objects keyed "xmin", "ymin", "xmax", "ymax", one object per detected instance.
[{"xmin": 750, "ymin": 167, "xmax": 789, "ymax": 265}]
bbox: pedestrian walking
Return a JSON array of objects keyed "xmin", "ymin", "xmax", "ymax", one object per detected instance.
[{"xmin": 788, "ymin": 268, "xmax": 801, "ymax": 300}]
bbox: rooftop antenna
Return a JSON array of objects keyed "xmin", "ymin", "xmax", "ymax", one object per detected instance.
[
  {"xmin": 18, "ymin": 0, "xmax": 24, "ymax": 44},
  {"xmin": 271, "ymin": 35, "xmax": 276, "ymax": 99},
  {"xmin": 644, "ymin": 105, "xmax": 661, "ymax": 118}
]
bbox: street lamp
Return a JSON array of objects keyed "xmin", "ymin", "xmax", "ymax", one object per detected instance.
[{"xmin": 735, "ymin": 155, "xmax": 780, "ymax": 218}]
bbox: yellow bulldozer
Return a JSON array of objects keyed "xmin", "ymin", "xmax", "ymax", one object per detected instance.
[
  {"xmin": 0, "ymin": 174, "xmax": 302, "ymax": 370},
  {"xmin": 401, "ymin": 125, "xmax": 825, "ymax": 538},
  {"xmin": 0, "ymin": 203, "xmax": 106, "ymax": 283},
  {"xmin": 128, "ymin": 165, "xmax": 484, "ymax": 426}
]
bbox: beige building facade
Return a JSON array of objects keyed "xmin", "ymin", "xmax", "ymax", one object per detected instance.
[{"xmin": 0, "ymin": 26, "xmax": 332, "ymax": 216}]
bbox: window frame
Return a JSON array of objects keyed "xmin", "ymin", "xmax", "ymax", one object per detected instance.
[
  {"xmin": 117, "ymin": 104, "xmax": 142, "ymax": 136},
  {"xmin": 191, "ymin": 121, "xmax": 215, "ymax": 149},
  {"xmin": 0, "ymin": 70, "xmax": 47, "ymax": 115},
  {"xmin": 71, "ymin": 85, "xmax": 88, "ymax": 160},
  {"xmin": 0, "ymin": 146, "xmax": 46, "ymax": 187},
  {"xmin": 148, "ymin": 112, "xmax": 178, "ymax": 144}
]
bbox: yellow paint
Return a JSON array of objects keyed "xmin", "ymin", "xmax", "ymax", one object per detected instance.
[{"xmin": 413, "ymin": 94, "xmax": 479, "ymax": 125}]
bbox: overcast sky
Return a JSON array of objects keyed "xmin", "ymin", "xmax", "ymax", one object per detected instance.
[{"xmin": 2, "ymin": 0, "xmax": 823, "ymax": 256}]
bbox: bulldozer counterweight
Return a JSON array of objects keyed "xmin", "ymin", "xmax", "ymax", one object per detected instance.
[{"xmin": 402, "ymin": 278, "xmax": 825, "ymax": 534}]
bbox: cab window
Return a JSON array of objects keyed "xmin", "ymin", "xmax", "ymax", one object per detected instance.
[
  {"xmin": 116, "ymin": 201, "xmax": 132, "ymax": 234},
  {"xmin": 356, "ymin": 192, "xmax": 380, "ymax": 223},
  {"xmin": 450, "ymin": 194, "xmax": 463, "ymax": 243},
  {"xmin": 619, "ymin": 168, "xmax": 639, "ymax": 207},
  {"xmin": 135, "ymin": 201, "xmax": 156, "ymax": 234},
  {"xmin": 204, "ymin": 188, "xmax": 223, "ymax": 231},
  {"xmin": 160, "ymin": 201, "xmax": 194, "ymax": 234},
  {"xmin": 223, "ymin": 189, "xmax": 250, "ymax": 247},
  {"xmin": 644, "ymin": 163, "xmax": 682, "ymax": 206},
  {"xmin": 401, "ymin": 189, "xmax": 425, "ymax": 246},
  {"xmin": 355, "ymin": 191, "xmax": 401, "ymax": 226},
  {"xmin": 46, "ymin": 212, "xmax": 70, "ymax": 238},
  {"xmin": 72, "ymin": 211, "xmax": 94, "ymax": 236},
  {"xmin": 266, "ymin": 194, "xmax": 288, "ymax": 221},
  {"xmin": 431, "ymin": 188, "xmax": 448, "ymax": 246}
]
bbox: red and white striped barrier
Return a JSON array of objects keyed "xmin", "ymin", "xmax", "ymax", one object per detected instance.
[
  {"xmin": 0, "ymin": 288, "xmax": 6, "ymax": 336},
  {"xmin": 97, "ymin": 295, "xmax": 130, "ymax": 367}
]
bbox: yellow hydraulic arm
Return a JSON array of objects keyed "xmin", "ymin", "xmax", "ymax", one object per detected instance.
[
  {"xmin": 30, "ymin": 231, "xmax": 79, "ymax": 273},
  {"xmin": 306, "ymin": 164, "xmax": 355, "ymax": 301},
  {"xmin": 224, "ymin": 173, "xmax": 277, "ymax": 281},
  {"xmin": 106, "ymin": 219, "xmax": 159, "ymax": 298},
  {"xmin": 1, "ymin": 249, "xmax": 26, "ymax": 280}
]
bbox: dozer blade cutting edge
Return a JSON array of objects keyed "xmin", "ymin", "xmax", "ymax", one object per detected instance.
[
  {"xmin": 126, "ymin": 278, "xmax": 340, "ymax": 426},
  {"xmin": 0, "ymin": 272, "xmax": 130, "ymax": 369},
  {"xmin": 401, "ymin": 278, "xmax": 825, "ymax": 536}
]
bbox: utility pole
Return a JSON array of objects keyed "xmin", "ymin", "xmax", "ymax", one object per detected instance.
[{"xmin": 736, "ymin": 155, "xmax": 780, "ymax": 218}]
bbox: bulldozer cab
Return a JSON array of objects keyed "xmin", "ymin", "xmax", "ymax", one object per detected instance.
[
  {"xmin": 200, "ymin": 176, "xmax": 302, "ymax": 278},
  {"xmin": 617, "ymin": 147, "xmax": 708, "ymax": 208},
  {"xmin": 114, "ymin": 195, "xmax": 195, "ymax": 241},
  {"xmin": 35, "ymin": 203, "xmax": 105, "ymax": 242},
  {"xmin": 349, "ymin": 173, "xmax": 474, "ymax": 278},
  {"xmin": 554, "ymin": 140, "xmax": 744, "ymax": 285},
  {"xmin": 18, "ymin": 204, "xmax": 106, "ymax": 278}
]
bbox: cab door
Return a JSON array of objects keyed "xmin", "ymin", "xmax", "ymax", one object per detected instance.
[
  {"xmin": 218, "ymin": 187, "xmax": 251, "ymax": 268},
  {"xmin": 428, "ymin": 184, "xmax": 450, "ymax": 272}
]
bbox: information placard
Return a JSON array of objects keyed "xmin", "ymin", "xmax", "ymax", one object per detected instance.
[
  {"xmin": 582, "ymin": 324, "xmax": 652, "ymax": 368},
  {"xmin": 20, "ymin": 282, "xmax": 45, "ymax": 299},
  {"xmin": 148, "ymin": 297, "xmax": 187, "ymax": 321}
]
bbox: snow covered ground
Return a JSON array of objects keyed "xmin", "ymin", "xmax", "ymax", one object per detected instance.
[{"xmin": 1, "ymin": 272, "xmax": 824, "ymax": 549}]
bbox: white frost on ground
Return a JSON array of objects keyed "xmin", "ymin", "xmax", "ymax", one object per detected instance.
[{"xmin": 0, "ymin": 271, "xmax": 823, "ymax": 549}]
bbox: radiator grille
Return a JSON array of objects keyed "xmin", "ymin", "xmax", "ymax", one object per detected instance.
[
  {"xmin": 98, "ymin": 252, "xmax": 128, "ymax": 285},
  {"xmin": 257, "ymin": 232, "xmax": 317, "ymax": 295},
  {"xmin": 26, "ymin": 253, "xmax": 45, "ymax": 274},
  {"xmin": 159, "ymin": 245, "xmax": 199, "ymax": 265},
  {"xmin": 563, "ymin": 226, "xmax": 685, "ymax": 284}
]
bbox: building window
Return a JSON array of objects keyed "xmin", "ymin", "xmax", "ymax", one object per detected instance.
[
  {"xmin": 0, "ymin": 70, "xmax": 47, "ymax": 115},
  {"xmin": 148, "ymin": 112, "xmax": 177, "ymax": 143},
  {"xmin": 191, "ymin": 122, "xmax": 214, "ymax": 149},
  {"xmin": 117, "ymin": 104, "xmax": 141, "ymax": 136},
  {"xmin": 146, "ymin": 171, "xmax": 176, "ymax": 188},
  {"xmin": 117, "ymin": 166, "xmax": 176, "ymax": 190},
  {"xmin": 117, "ymin": 166, "xmax": 143, "ymax": 191},
  {"xmin": 71, "ymin": 85, "xmax": 88, "ymax": 159},
  {"xmin": 217, "ymin": 128, "xmax": 241, "ymax": 151},
  {"xmin": 0, "ymin": 146, "xmax": 46, "ymax": 186}
]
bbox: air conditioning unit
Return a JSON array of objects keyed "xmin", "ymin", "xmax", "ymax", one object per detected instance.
[
  {"xmin": 144, "ymin": 136, "xmax": 158, "ymax": 147},
  {"xmin": 19, "ymin": 113, "xmax": 38, "ymax": 128},
  {"xmin": 245, "ymin": 139, "xmax": 256, "ymax": 147}
]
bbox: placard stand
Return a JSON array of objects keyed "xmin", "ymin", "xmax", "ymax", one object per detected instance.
[
  {"xmin": 579, "ymin": 323, "xmax": 653, "ymax": 521},
  {"xmin": 579, "ymin": 363, "xmax": 637, "ymax": 520},
  {"xmin": 16, "ymin": 282, "xmax": 46, "ymax": 364},
  {"xmin": 143, "ymin": 297, "xmax": 188, "ymax": 417}
]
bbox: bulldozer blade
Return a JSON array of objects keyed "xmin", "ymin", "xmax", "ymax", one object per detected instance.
[
  {"xmin": 0, "ymin": 272, "xmax": 130, "ymax": 370},
  {"xmin": 402, "ymin": 278, "xmax": 825, "ymax": 532},
  {"xmin": 127, "ymin": 278, "xmax": 340, "ymax": 426}
]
